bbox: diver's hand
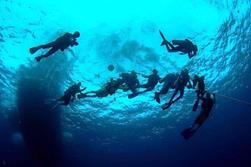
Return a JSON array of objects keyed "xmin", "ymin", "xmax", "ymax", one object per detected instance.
[{"xmin": 186, "ymin": 85, "xmax": 193, "ymax": 89}]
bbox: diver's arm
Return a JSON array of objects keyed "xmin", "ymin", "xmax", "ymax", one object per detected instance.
[
  {"xmin": 80, "ymin": 87, "xmax": 87, "ymax": 92},
  {"xmin": 159, "ymin": 77, "xmax": 165, "ymax": 83},
  {"xmin": 70, "ymin": 39, "xmax": 79, "ymax": 46},
  {"xmin": 141, "ymin": 74, "xmax": 149, "ymax": 78}
]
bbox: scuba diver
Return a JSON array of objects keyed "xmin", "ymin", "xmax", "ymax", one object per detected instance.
[
  {"xmin": 78, "ymin": 78, "xmax": 123, "ymax": 98},
  {"xmin": 58, "ymin": 82, "xmax": 86, "ymax": 106},
  {"xmin": 29, "ymin": 31, "xmax": 80, "ymax": 62},
  {"xmin": 128, "ymin": 69, "xmax": 160, "ymax": 99},
  {"xmin": 119, "ymin": 71, "xmax": 140, "ymax": 96},
  {"xmin": 159, "ymin": 30, "xmax": 198, "ymax": 59},
  {"xmin": 154, "ymin": 73, "xmax": 179, "ymax": 104},
  {"xmin": 162, "ymin": 69, "xmax": 192, "ymax": 110},
  {"xmin": 192, "ymin": 75, "xmax": 206, "ymax": 111},
  {"xmin": 181, "ymin": 92, "xmax": 216, "ymax": 140}
]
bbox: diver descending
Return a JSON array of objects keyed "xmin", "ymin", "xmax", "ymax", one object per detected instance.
[
  {"xmin": 29, "ymin": 31, "xmax": 80, "ymax": 62},
  {"xmin": 181, "ymin": 92, "xmax": 216, "ymax": 140},
  {"xmin": 159, "ymin": 30, "xmax": 198, "ymax": 59}
]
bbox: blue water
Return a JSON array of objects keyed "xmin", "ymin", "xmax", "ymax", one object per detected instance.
[{"xmin": 0, "ymin": 0, "xmax": 251, "ymax": 167}]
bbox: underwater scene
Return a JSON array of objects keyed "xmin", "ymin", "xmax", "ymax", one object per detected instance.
[{"xmin": 0, "ymin": 0, "xmax": 251, "ymax": 166}]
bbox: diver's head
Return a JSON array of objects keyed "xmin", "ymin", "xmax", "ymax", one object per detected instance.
[
  {"xmin": 153, "ymin": 69, "xmax": 158, "ymax": 74},
  {"xmin": 73, "ymin": 31, "xmax": 80, "ymax": 38},
  {"xmin": 131, "ymin": 70, "xmax": 136, "ymax": 75},
  {"xmin": 201, "ymin": 76, "xmax": 205, "ymax": 80}
]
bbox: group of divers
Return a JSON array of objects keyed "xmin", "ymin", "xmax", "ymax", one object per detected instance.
[{"xmin": 29, "ymin": 30, "xmax": 216, "ymax": 140}]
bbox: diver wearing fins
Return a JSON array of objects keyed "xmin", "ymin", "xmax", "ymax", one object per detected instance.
[
  {"xmin": 159, "ymin": 30, "xmax": 198, "ymax": 59},
  {"xmin": 30, "ymin": 31, "xmax": 80, "ymax": 62},
  {"xmin": 181, "ymin": 92, "xmax": 216, "ymax": 140}
]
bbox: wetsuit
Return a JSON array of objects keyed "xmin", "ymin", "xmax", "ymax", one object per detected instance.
[
  {"xmin": 164, "ymin": 39, "xmax": 197, "ymax": 58},
  {"xmin": 154, "ymin": 73, "xmax": 178, "ymax": 103},
  {"xmin": 194, "ymin": 94, "xmax": 215, "ymax": 125},
  {"xmin": 120, "ymin": 73, "xmax": 140, "ymax": 94},
  {"xmin": 162, "ymin": 71, "xmax": 191, "ymax": 110},
  {"xmin": 59, "ymin": 84, "xmax": 83, "ymax": 105},
  {"xmin": 159, "ymin": 73, "xmax": 178, "ymax": 94},
  {"xmin": 140, "ymin": 73, "xmax": 160, "ymax": 90},
  {"xmin": 30, "ymin": 32, "xmax": 79, "ymax": 61},
  {"xmin": 192, "ymin": 76, "xmax": 206, "ymax": 111},
  {"xmin": 181, "ymin": 93, "xmax": 216, "ymax": 140},
  {"xmin": 78, "ymin": 79, "xmax": 123, "ymax": 98}
]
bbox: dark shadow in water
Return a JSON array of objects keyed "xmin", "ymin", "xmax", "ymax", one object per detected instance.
[
  {"xmin": 17, "ymin": 76, "xmax": 62, "ymax": 167},
  {"xmin": 15, "ymin": 52, "xmax": 75, "ymax": 167}
]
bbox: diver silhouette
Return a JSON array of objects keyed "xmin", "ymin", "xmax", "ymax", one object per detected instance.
[
  {"xmin": 159, "ymin": 30, "xmax": 198, "ymax": 59},
  {"xmin": 30, "ymin": 31, "xmax": 80, "ymax": 62},
  {"xmin": 181, "ymin": 92, "xmax": 216, "ymax": 140}
]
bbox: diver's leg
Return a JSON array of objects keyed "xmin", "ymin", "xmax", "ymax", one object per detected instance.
[
  {"xmin": 43, "ymin": 47, "xmax": 58, "ymax": 57},
  {"xmin": 191, "ymin": 113, "xmax": 205, "ymax": 131},
  {"xmin": 171, "ymin": 88, "xmax": 184, "ymax": 104},
  {"xmin": 35, "ymin": 47, "xmax": 58, "ymax": 62},
  {"xmin": 168, "ymin": 88, "xmax": 179, "ymax": 104},
  {"xmin": 139, "ymin": 87, "xmax": 153, "ymax": 94},
  {"xmin": 155, "ymin": 85, "xmax": 170, "ymax": 103},
  {"xmin": 40, "ymin": 42, "xmax": 57, "ymax": 49},
  {"xmin": 166, "ymin": 41, "xmax": 180, "ymax": 52},
  {"xmin": 130, "ymin": 86, "xmax": 137, "ymax": 94},
  {"xmin": 192, "ymin": 91, "xmax": 200, "ymax": 111},
  {"xmin": 78, "ymin": 91, "xmax": 98, "ymax": 98},
  {"xmin": 30, "ymin": 42, "xmax": 56, "ymax": 54},
  {"xmin": 162, "ymin": 88, "xmax": 179, "ymax": 109},
  {"xmin": 139, "ymin": 84, "xmax": 148, "ymax": 88}
]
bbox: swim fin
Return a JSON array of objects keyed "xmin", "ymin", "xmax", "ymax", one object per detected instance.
[
  {"xmin": 128, "ymin": 92, "xmax": 140, "ymax": 99},
  {"xmin": 35, "ymin": 56, "xmax": 42, "ymax": 62},
  {"xmin": 29, "ymin": 47, "xmax": 40, "ymax": 54},
  {"xmin": 181, "ymin": 128, "xmax": 196, "ymax": 140},
  {"xmin": 161, "ymin": 102, "xmax": 172, "ymax": 110},
  {"xmin": 50, "ymin": 101, "xmax": 61, "ymax": 111},
  {"xmin": 159, "ymin": 30, "xmax": 168, "ymax": 46},
  {"xmin": 78, "ymin": 93, "xmax": 87, "ymax": 99}
]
